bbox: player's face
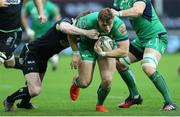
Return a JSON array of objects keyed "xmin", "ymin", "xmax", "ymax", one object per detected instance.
[{"xmin": 98, "ymin": 19, "xmax": 114, "ymax": 33}]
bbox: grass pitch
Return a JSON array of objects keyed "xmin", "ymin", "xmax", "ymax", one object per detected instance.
[{"xmin": 0, "ymin": 53, "xmax": 180, "ymax": 116}]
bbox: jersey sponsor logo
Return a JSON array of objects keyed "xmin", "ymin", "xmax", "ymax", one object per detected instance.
[
  {"xmin": 27, "ymin": 60, "xmax": 35, "ymax": 64},
  {"xmin": 118, "ymin": 24, "xmax": 127, "ymax": 36},
  {"xmin": 7, "ymin": 0, "xmax": 20, "ymax": 5}
]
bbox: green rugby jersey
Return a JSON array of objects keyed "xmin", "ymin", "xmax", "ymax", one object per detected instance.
[
  {"xmin": 24, "ymin": 0, "xmax": 59, "ymax": 39},
  {"xmin": 113, "ymin": 0, "xmax": 167, "ymax": 41},
  {"xmin": 76, "ymin": 12, "xmax": 128, "ymax": 45}
]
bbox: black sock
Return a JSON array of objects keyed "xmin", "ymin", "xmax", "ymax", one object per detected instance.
[
  {"xmin": 14, "ymin": 57, "xmax": 23, "ymax": 70},
  {"xmin": 7, "ymin": 87, "xmax": 31, "ymax": 103},
  {"xmin": 20, "ymin": 96, "xmax": 31, "ymax": 105}
]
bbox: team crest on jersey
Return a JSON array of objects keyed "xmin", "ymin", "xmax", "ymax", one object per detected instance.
[{"xmin": 7, "ymin": 0, "xmax": 20, "ymax": 4}]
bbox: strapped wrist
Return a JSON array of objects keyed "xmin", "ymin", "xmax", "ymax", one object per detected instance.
[
  {"xmin": 98, "ymin": 51, "xmax": 106, "ymax": 56},
  {"xmin": 118, "ymin": 11, "xmax": 123, "ymax": 17}
]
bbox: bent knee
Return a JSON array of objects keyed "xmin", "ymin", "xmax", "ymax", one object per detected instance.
[
  {"xmin": 141, "ymin": 54, "xmax": 158, "ymax": 76},
  {"xmin": 79, "ymin": 80, "xmax": 90, "ymax": 88},
  {"xmin": 101, "ymin": 79, "xmax": 112, "ymax": 87},
  {"xmin": 116, "ymin": 57, "xmax": 130, "ymax": 71},
  {"xmin": 4, "ymin": 63, "xmax": 14, "ymax": 68}
]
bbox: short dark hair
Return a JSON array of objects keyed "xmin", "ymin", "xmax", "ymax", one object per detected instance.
[{"xmin": 98, "ymin": 8, "xmax": 114, "ymax": 24}]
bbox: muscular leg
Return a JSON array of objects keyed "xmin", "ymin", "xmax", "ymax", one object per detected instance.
[
  {"xmin": 142, "ymin": 48, "xmax": 174, "ymax": 104},
  {"xmin": 18, "ymin": 73, "xmax": 45, "ymax": 108},
  {"xmin": 97, "ymin": 57, "xmax": 115, "ymax": 106},
  {"xmin": 75, "ymin": 60, "xmax": 95, "ymax": 88},
  {"xmin": 116, "ymin": 52, "xmax": 140, "ymax": 98},
  {"xmin": 4, "ymin": 72, "xmax": 42, "ymax": 111},
  {"xmin": 70, "ymin": 60, "xmax": 95, "ymax": 101}
]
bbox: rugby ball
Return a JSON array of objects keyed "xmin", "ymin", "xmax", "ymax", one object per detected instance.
[{"xmin": 98, "ymin": 36, "xmax": 114, "ymax": 51}]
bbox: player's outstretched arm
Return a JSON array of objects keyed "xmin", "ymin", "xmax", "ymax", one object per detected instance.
[
  {"xmin": 111, "ymin": 1, "xmax": 146, "ymax": 17},
  {"xmin": 67, "ymin": 35, "xmax": 80, "ymax": 69},
  {"xmin": 59, "ymin": 22, "xmax": 99, "ymax": 39},
  {"xmin": 0, "ymin": 0, "xmax": 10, "ymax": 7},
  {"xmin": 33, "ymin": 0, "xmax": 47, "ymax": 23}
]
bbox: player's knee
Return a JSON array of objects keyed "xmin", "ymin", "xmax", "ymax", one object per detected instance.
[
  {"xmin": 141, "ymin": 54, "xmax": 158, "ymax": 76},
  {"xmin": 79, "ymin": 80, "xmax": 90, "ymax": 88},
  {"xmin": 101, "ymin": 78, "xmax": 112, "ymax": 87},
  {"xmin": 4, "ymin": 55, "xmax": 15, "ymax": 68},
  {"xmin": 116, "ymin": 56, "xmax": 130, "ymax": 71},
  {"xmin": 0, "ymin": 52, "xmax": 7, "ymax": 65},
  {"xmin": 29, "ymin": 86, "xmax": 41, "ymax": 97}
]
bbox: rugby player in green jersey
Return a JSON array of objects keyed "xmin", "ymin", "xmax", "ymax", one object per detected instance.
[
  {"xmin": 110, "ymin": 0, "xmax": 177, "ymax": 111},
  {"xmin": 69, "ymin": 8, "xmax": 130, "ymax": 112}
]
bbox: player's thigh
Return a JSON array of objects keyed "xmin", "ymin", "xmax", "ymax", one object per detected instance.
[
  {"xmin": 143, "ymin": 33, "xmax": 168, "ymax": 65},
  {"xmin": 22, "ymin": 50, "xmax": 43, "ymax": 88},
  {"xmin": 25, "ymin": 72, "xmax": 42, "ymax": 88},
  {"xmin": 97, "ymin": 57, "xmax": 116, "ymax": 82},
  {"xmin": 145, "ymin": 33, "xmax": 168, "ymax": 60},
  {"xmin": 129, "ymin": 38, "xmax": 144, "ymax": 62},
  {"xmin": 78, "ymin": 60, "xmax": 96, "ymax": 84},
  {"xmin": 79, "ymin": 46, "xmax": 97, "ymax": 82}
]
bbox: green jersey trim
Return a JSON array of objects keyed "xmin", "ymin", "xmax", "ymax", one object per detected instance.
[{"xmin": 0, "ymin": 28, "xmax": 22, "ymax": 33}]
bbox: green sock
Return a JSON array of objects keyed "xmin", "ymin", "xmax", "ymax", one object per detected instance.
[
  {"xmin": 150, "ymin": 71, "xmax": 173, "ymax": 103},
  {"xmin": 74, "ymin": 76, "xmax": 86, "ymax": 88},
  {"xmin": 97, "ymin": 84, "xmax": 111, "ymax": 106},
  {"xmin": 119, "ymin": 68, "xmax": 139, "ymax": 98}
]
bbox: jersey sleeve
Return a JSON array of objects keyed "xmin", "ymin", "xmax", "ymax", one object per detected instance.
[
  {"xmin": 76, "ymin": 12, "xmax": 98, "ymax": 29},
  {"xmin": 113, "ymin": 18, "xmax": 129, "ymax": 42}
]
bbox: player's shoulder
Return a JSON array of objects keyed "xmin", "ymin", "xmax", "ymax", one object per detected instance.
[
  {"xmin": 82, "ymin": 12, "xmax": 98, "ymax": 19},
  {"xmin": 114, "ymin": 16, "xmax": 125, "ymax": 27}
]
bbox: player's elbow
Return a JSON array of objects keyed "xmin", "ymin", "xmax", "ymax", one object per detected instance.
[{"xmin": 59, "ymin": 22, "xmax": 71, "ymax": 34}]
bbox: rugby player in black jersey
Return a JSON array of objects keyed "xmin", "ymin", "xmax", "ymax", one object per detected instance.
[
  {"xmin": 0, "ymin": 0, "xmax": 46, "ymax": 69},
  {"xmin": 3, "ymin": 18, "xmax": 99, "ymax": 112}
]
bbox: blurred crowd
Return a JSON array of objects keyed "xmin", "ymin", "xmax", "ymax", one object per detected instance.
[{"xmin": 15, "ymin": 0, "xmax": 180, "ymax": 55}]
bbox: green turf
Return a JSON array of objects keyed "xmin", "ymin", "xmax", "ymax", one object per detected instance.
[{"xmin": 0, "ymin": 53, "xmax": 180, "ymax": 116}]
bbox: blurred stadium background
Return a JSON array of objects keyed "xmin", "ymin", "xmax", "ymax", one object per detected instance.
[
  {"xmin": 0, "ymin": 0, "xmax": 180, "ymax": 116},
  {"xmin": 15, "ymin": 0, "xmax": 180, "ymax": 54}
]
